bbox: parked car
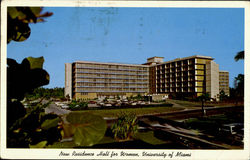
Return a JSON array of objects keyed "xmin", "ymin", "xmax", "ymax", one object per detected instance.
[{"xmin": 61, "ymin": 105, "xmax": 69, "ymax": 109}]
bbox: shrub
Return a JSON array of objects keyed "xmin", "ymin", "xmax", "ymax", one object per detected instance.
[
  {"xmin": 68, "ymin": 100, "xmax": 88, "ymax": 110},
  {"xmin": 111, "ymin": 112, "xmax": 138, "ymax": 141}
]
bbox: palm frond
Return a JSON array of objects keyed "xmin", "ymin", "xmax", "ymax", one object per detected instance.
[{"xmin": 234, "ymin": 51, "xmax": 244, "ymax": 61}]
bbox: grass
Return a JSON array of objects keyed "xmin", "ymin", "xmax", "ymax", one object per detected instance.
[
  {"xmin": 166, "ymin": 99, "xmax": 239, "ymax": 108},
  {"xmin": 71, "ymin": 106, "xmax": 184, "ymax": 118},
  {"xmin": 166, "ymin": 99, "xmax": 214, "ymax": 108},
  {"xmin": 183, "ymin": 113, "xmax": 243, "ymax": 132}
]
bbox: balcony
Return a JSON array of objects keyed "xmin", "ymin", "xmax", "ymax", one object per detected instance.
[
  {"xmin": 76, "ymin": 76, "xmax": 148, "ymax": 80},
  {"xmin": 76, "ymin": 66, "xmax": 148, "ymax": 72},
  {"xmin": 76, "ymin": 71, "xmax": 149, "ymax": 76}
]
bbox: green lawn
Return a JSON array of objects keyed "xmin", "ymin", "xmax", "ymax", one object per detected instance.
[
  {"xmin": 166, "ymin": 99, "xmax": 239, "ymax": 108},
  {"xmin": 71, "ymin": 106, "xmax": 184, "ymax": 118},
  {"xmin": 166, "ymin": 99, "xmax": 214, "ymax": 108}
]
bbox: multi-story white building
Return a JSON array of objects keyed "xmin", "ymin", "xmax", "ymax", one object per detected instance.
[
  {"xmin": 65, "ymin": 55, "xmax": 229, "ymax": 100},
  {"xmin": 65, "ymin": 61, "xmax": 149, "ymax": 100}
]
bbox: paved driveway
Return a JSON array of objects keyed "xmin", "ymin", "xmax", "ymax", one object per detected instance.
[{"xmin": 45, "ymin": 102, "xmax": 70, "ymax": 115}]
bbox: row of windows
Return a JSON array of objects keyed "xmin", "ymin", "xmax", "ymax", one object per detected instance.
[
  {"xmin": 156, "ymin": 73, "xmax": 195, "ymax": 76},
  {"xmin": 75, "ymin": 63, "xmax": 148, "ymax": 71},
  {"xmin": 156, "ymin": 61, "xmax": 207, "ymax": 70},
  {"xmin": 75, "ymin": 68, "xmax": 148, "ymax": 75},
  {"xmin": 156, "ymin": 71, "xmax": 205, "ymax": 76},
  {"xmin": 76, "ymin": 88, "xmax": 148, "ymax": 92},
  {"xmin": 158, "ymin": 86, "xmax": 204, "ymax": 92},
  {"xmin": 75, "ymin": 73, "xmax": 148, "ymax": 79},
  {"xmin": 156, "ymin": 76, "xmax": 204, "ymax": 81},
  {"xmin": 156, "ymin": 69, "xmax": 205, "ymax": 75},
  {"xmin": 76, "ymin": 86, "xmax": 148, "ymax": 90},
  {"xmin": 156, "ymin": 59, "xmax": 196, "ymax": 68},
  {"xmin": 157, "ymin": 89, "xmax": 196, "ymax": 93},
  {"xmin": 156, "ymin": 82, "xmax": 203, "ymax": 86},
  {"xmin": 75, "ymin": 78, "xmax": 148, "ymax": 83},
  {"xmin": 156, "ymin": 67, "xmax": 195, "ymax": 72},
  {"xmin": 76, "ymin": 82, "xmax": 148, "ymax": 87}
]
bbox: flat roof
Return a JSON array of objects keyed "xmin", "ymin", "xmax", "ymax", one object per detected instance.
[
  {"xmin": 154, "ymin": 55, "xmax": 214, "ymax": 66},
  {"xmin": 74, "ymin": 60, "xmax": 150, "ymax": 67},
  {"xmin": 71, "ymin": 55, "xmax": 214, "ymax": 67},
  {"xmin": 219, "ymin": 70, "xmax": 229, "ymax": 73}
]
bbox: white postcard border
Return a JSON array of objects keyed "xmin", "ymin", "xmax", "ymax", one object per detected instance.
[{"xmin": 1, "ymin": 1, "xmax": 249, "ymax": 159}]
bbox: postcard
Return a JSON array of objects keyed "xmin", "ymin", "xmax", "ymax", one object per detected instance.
[{"xmin": 1, "ymin": 0, "xmax": 249, "ymax": 159}]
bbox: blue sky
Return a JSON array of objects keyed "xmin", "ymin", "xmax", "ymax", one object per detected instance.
[{"xmin": 7, "ymin": 7, "xmax": 244, "ymax": 88}]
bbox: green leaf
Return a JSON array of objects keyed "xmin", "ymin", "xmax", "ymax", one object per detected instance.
[
  {"xmin": 26, "ymin": 56, "xmax": 44, "ymax": 69},
  {"xmin": 134, "ymin": 131, "xmax": 166, "ymax": 145},
  {"xmin": 12, "ymin": 23, "xmax": 31, "ymax": 42},
  {"xmin": 29, "ymin": 141, "xmax": 47, "ymax": 148},
  {"xmin": 62, "ymin": 123, "xmax": 75, "ymax": 138},
  {"xmin": 15, "ymin": 30, "xmax": 30, "ymax": 42},
  {"xmin": 41, "ymin": 117, "xmax": 60, "ymax": 130},
  {"xmin": 30, "ymin": 7, "xmax": 42, "ymax": 16},
  {"xmin": 7, "ymin": 7, "xmax": 19, "ymax": 19},
  {"xmin": 66, "ymin": 112, "xmax": 107, "ymax": 146}
]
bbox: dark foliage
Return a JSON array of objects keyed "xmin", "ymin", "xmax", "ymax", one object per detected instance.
[
  {"xmin": 7, "ymin": 7, "xmax": 52, "ymax": 43},
  {"xmin": 7, "ymin": 57, "xmax": 49, "ymax": 128},
  {"xmin": 234, "ymin": 51, "xmax": 244, "ymax": 62},
  {"xmin": 8, "ymin": 104, "xmax": 62, "ymax": 148},
  {"xmin": 25, "ymin": 87, "xmax": 64, "ymax": 100}
]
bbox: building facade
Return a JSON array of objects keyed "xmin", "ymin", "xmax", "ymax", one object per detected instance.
[
  {"xmin": 148, "ymin": 55, "xmax": 220, "ymax": 99},
  {"xmin": 65, "ymin": 61, "xmax": 149, "ymax": 100},
  {"xmin": 65, "ymin": 55, "xmax": 229, "ymax": 100},
  {"xmin": 219, "ymin": 71, "xmax": 230, "ymax": 96}
]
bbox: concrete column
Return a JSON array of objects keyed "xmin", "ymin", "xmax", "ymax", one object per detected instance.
[{"xmin": 65, "ymin": 63, "xmax": 72, "ymax": 99}]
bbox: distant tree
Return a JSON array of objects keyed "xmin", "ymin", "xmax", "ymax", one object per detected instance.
[
  {"xmin": 65, "ymin": 94, "xmax": 70, "ymax": 102},
  {"xmin": 25, "ymin": 87, "xmax": 64, "ymax": 100},
  {"xmin": 234, "ymin": 51, "xmax": 244, "ymax": 62},
  {"xmin": 116, "ymin": 95, "xmax": 120, "ymax": 100},
  {"xmin": 219, "ymin": 90, "xmax": 228, "ymax": 101},
  {"xmin": 233, "ymin": 50, "xmax": 244, "ymax": 104},
  {"xmin": 234, "ymin": 74, "xmax": 244, "ymax": 103},
  {"xmin": 136, "ymin": 94, "xmax": 142, "ymax": 100},
  {"xmin": 235, "ymin": 74, "xmax": 244, "ymax": 89}
]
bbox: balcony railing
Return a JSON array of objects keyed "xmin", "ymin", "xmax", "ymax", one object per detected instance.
[
  {"xmin": 77, "ymin": 90, "xmax": 147, "ymax": 93},
  {"xmin": 76, "ymin": 66, "xmax": 148, "ymax": 72},
  {"xmin": 76, "ymin": 86, "xmax": 148, "ymax": 88},
  {"xmin": 76, "ymin": 81, "xmax": 148, "ymax": 84},
  {"xmin": 76, "ymin": 71, "xmax": 149, "ymax": 76},
  {"xmin": 76, "ymin": 76, "xmax": 148, "ymax": 80}
]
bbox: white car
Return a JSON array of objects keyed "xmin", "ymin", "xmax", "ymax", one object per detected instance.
[{"xmin": 61, "ymin": 105, "xmax": 69, "ymax": 109}]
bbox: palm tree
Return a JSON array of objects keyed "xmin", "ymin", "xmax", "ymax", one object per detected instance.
[
  {"xmin": 234, "ymin": 51, "xmax": 244, "ymax": 61},
  {"xmin": 235, "ymin": 74, "xmax": 244, "ymax": 97},
  {"xmin": 234, "ymin": 51, "xmax": 244, "ymax": 103}
]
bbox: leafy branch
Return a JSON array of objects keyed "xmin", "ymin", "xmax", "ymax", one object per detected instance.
[
  {"xmin": 7, "ymin": 7, "xmax": 108, "ymax": 148},
  {"xmin": 7, "ymin": 7, "xmax": 53, "ymax": 43}
]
